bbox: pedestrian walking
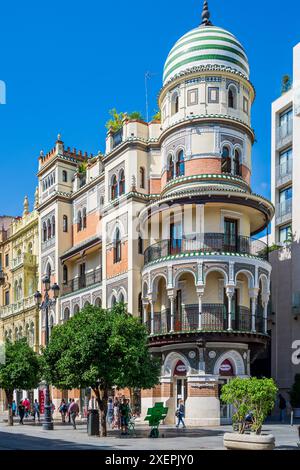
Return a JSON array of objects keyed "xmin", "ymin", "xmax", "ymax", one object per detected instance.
[
  {"xmin": 279, "ymin": 394, "xmax": 287, "ymax": 423},
  {"xmin": 23, "ymin": 397, "xmax": 30, "ymax": 418},
  {"xmin": 119, "ymin": 398, "xmax": 130, "ymax": 435},
  {"xmin": 11, "ymin": 400, "xmax": 16, "ymax": 417},
  {"xmin": 68, "ymin": 399, "xmax": 80, "ymax": 429},
  {"xmin": 107, "ymin": 398, "xmax": 114, "ymax": 427},
  {"xmin": 113, "ymin": 398, "xmax": 120, "ymax": 429},
  {"xmin": 50, "ymin": 401, "xmax": 55, "ymax": 417},
  {"xmin": 176, "ymin": 400, "xmax": 186, "ymax": 429},
  {"xmin": 67, "ymin": 398, "xmax": 72, "ymax": 423},
  {"xmin": 33, "ymin": 399, "xmax": 40, "ymax": 422},
  {"xmin": 18, "ymin": 401, "xmax": 25, "ymax": 425},
  {"xmin": 59, "ymin": 399, "xmax": 68, "ymax": 423}
]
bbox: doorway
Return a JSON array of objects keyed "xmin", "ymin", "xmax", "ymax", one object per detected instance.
[
  {"xmin": 175, "ymin": 378, "xmax": 187, "ymax": 408},
  {"xmin": 224, "ymin": 218, "xmax": 238, "ymax": 251}
]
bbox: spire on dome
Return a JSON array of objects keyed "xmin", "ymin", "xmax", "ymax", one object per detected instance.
[{"xmin": 201, "ymin": 0, "xmax": 213, "ymax": 26}]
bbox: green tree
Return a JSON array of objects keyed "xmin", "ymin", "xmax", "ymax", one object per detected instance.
[
  {"xmin": 42, "ymin": 304, "xmax": 160, "ymax": 436},
  {"xmin": 127, "ymin": 111, "xmax": 144, "ymax": 121},
  {"xmin": 221, "ymin": 377, "xmax": 277, "ymax": 434},
  {"xmin": 0, "ymin": 339, "xmax": 41, "ymax": 426},
  {"xmin": 105, "ymin": 108, "xmax": 125, "ymax": 132}
]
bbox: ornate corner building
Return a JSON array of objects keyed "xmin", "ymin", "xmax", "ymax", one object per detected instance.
[{"xmin": 0, "ymin": 2, "xmax": 275, "ymax": 423}]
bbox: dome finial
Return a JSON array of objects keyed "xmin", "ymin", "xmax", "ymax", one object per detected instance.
[{"xmin": 201, "ymin": 0, "xmax": 213, "ymax": 26}]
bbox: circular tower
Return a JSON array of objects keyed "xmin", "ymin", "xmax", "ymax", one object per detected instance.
[{"xmin": 140, "ymin": 2, "xmax": 274, "ymax": 426}]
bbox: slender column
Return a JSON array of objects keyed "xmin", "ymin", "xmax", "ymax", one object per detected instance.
[
  {"xmin": 196, "ymin": 287, "xmax": 205, "ymax": 330},
  {"xmin": 142, "ymin": 302, "xmax": 148, "ymax": 324},
  {"xmin": 226, "ymin": 287, "xmax": 234, "ymax": 331},
  {"xmin": 167, "ymin": 289, "xmax": 175, "ymax": 333},
  {"xmin": 263, "ymin": 296, "xmax": 269, "ymax": 334},
  {"xmin": 150, "ymin": 300, "xmax": 154, "ymax": 335}
]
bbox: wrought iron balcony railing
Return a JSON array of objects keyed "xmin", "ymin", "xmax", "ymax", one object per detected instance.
[
  {"xmin": 144, "ymin": 233, "xmax": 268, "ymax": 265},
  {"xmin": 61, "ymin": 267, "xmax": 102, "ymax": 296},
  {"xmin": 145, "ymin": 304, "xmax": 264, "ymax": 335}
]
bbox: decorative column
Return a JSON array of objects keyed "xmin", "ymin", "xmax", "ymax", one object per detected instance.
[
  {"xmin": 142, "ymin": 299, "xmax": 149, "ymax": 326},
  {"xmin": 167, "ymin": 289, "xmax": 175, "ymax": 333},
  {"xmin": 249, "ymin": 288, "xmax": 259, "ymax": 333},
  {"xmin": 150, "ymin": 300, "xmax": 154, "ymax": 335},
  {"xmin": 263, "ymin": 295, "xmax": 270, "ymax": 334},
  {"xmin": 226, "ymin": 286, "xmax": 235, "ymax": 331},
  {"xmin": 196, "ymin": 287, "xmax": 205, "ymax": 330}
]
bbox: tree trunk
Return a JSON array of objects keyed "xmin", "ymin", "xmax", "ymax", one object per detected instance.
[
  {"xmin": 6, "ymin": 390, "xmax": 13, "ymax": 426},
  {"xmin": 93, "ymin": 387, "xmax": 108, "ymax": 437}
]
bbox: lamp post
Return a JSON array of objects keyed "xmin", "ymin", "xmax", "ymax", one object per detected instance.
[{"xmin": 34, "ymin": 275, "xmax": 60, "ymax": 431}]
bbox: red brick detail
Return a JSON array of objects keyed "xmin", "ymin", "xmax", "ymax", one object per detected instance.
[{"xmin": 106, "ymin": 241, "xmax": 128, "ymax": 278}]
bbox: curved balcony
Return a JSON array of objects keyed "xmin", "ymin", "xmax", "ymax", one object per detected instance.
[
  {"xmin": 145, "ymin": 304, "xmax": 264, "ymax": 336},
  {"xmin": 144, "ymin": 233, "xmax": 268, "ymax": 265}
]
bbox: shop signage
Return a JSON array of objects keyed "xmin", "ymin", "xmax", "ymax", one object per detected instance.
[
  {"xmin": 219, "ymin": 359, "xmax": 234, "ymax": 376},
  {"xmin": 191, "ymin": 384, "xmax": 215, "ymax": 389},
  {"xmin": 174, "ymin": 360, "xmax": 187, "ymax": 376},
  {"xmin": 39, "ymin": 389, "xmax": 45, "ymax": 414}
]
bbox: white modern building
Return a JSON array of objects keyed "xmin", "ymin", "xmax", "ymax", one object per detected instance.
[{"xmin": 270, "ymin": 42, "xmax": 300, "ymax": 397}]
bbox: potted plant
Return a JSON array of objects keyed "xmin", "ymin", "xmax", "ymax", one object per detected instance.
[
  {"xmin": 221, "ymin": 377, "xmax": 277, "ymax": 450},
  {"xmin": 290, "ymin": 374, "xmax": 300, "ymax": 418}
]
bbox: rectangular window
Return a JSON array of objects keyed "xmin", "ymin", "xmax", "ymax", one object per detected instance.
[
  {"xmin": 187, "ymin": 88, "xmax": 198, "ymax": 106},
  {"xmin": 279, "ymin": 224, "xmax": 292, "ymax": 243},
  {"xmin": 208, "ymin": 87, "xmax": 219, "ymax": 104},
  {"xmin": 5, "ymin": 290, "xmax": 10, "ymax": 306},
  {"xmin": 243, "ymin": 97, "xmax": 249, "ymax": 114},
  {"xmin": 279, "ymin": 187, "xmax": 292, "ymax": 217},
  {"xmin": 5, "ymin": 253, "xmax": 9, "ymax": 267},
  {"xmin": 279, "ymin": 108, "xmax": 293, "ymax": 138},
  {"xmin": 224, "ymin": 218, "xmax": 238, "ymax": 250},
  {"xmin": 279, "ymin": 148, "xmax": 292, "ymax": 176}
]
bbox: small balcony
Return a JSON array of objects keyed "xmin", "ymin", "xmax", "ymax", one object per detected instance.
[
  {"xmin": 276, "ymin": 121, "xmax": 293, "ymax": 150},
  {"xmin": 145, "ymin": 304, "xmax": 264, "ymax": 336},
  {"xmin": 12, "ymin": 253, "xmax": 37, "ymax": 271},
  {"xmin": 144, "ymin": 233, "xmax": 268, "ymax": 265},
  {"xmin": 276, "ymin": 159, "xmax": 293, "ymax": 187},
  {"xmin": 276, "ymin": 199, "xmax": 292, "ymax": 225},
  {"xmin": 61, "ymin": 267, "xmax": 102, "ymax": 296}
]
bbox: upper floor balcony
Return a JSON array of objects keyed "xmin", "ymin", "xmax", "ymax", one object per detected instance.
[
  {"xmin": 0, "ymin": 294, "xmax": 36, "ymax": 319},
  {"xmin": 276, "ymin": 121, "xmax": 293, "ymax": 150},
  {"xmin": 276, "ymin": 199, "xmax": 292, "ymax": 225},
  {"xmin": 61, "ymin": 267, "xmax": 102, "ymax": 296},
  {"xmin": 144, "ymin": 233, "xmax": 268, "ymax": 266},
  {"xmin": 276, "ymin": 159, "xmax": 293, "ymax": 188},
  {"xmin": 12, "ymin": 253, "xmax": 37, "ymax": 271}
]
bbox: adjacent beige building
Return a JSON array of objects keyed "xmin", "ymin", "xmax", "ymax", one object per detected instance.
[{"xmin": 270, "ymin": 42, "xmax": 300, "ymax": 397}]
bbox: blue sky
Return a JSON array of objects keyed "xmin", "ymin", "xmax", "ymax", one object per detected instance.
[{"xmin": 0, "ymin": 0, "xmax": 299, "ymax": 219}]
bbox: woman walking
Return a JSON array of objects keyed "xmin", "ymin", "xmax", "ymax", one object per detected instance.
[
  {"xmin": 59, "ymin": 399, "xmax": 68, "ymax": 423},
  {"xmin": 176, "ymin": 400, "xmax": 186, "ymax": 429}
]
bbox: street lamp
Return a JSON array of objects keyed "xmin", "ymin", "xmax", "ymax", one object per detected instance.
[{"xmin": 34, "ymin": 277, "xmax": 60, "ymax": 431}]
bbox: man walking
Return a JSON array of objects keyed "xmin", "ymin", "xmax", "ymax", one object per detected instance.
[
  {"xmin": 67, "ymin": 398, "xmax": 72, "ymax": 423},
  {"xmin": 18, "ymin": 401, "xmax": 25, "ymax": 425},
  {"xmin": 68, "ymin": 399, "xmax": 79, "ymax": 430},
  {"xmin": 119, "ymin": 398, "xmax": 130, "ymax": 435},
  {"xmin": 33, "ymin": 399, "xmax": 40, "ymax": 422}
]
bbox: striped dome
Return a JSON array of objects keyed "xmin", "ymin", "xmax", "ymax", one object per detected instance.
[{"xmin": 163, "ymin": 25, "xmax": 249, "ymax": 85}]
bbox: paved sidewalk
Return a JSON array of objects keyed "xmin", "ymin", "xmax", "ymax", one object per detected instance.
[{"xmin": 0, "ymin": 422, "xmax": 299, "ymax": 450}]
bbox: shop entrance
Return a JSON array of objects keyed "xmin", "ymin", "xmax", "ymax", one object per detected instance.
[
  {"xmin": 173, "ymin": 360, "xmax": 187, "ymax": 422},
  {"xmin": 218, "ymin": 359, "xmax": 235, "ymax": 424}
]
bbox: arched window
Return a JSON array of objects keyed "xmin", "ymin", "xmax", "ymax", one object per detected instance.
[
  {"xmin": 43, "ymin": 222, "xmax": 47, "ymax": 242},
  {"xmin": 46, "ymin": 262, "xmax": 51, "ymax": 280},
  {"xmin": 119, "ymin": 292, "xmax": 124, "ymax": 304},
  {"xmin": 167, "ymin": 156, "xmax": 174, "ymax": 181},
  {"xmin": 138, "ymin": 292, "xmax": 143, "ymax": 321},
  {"xmin": 14, "ymin": 280, "xmax": 18, "ymax": 301},
  {"xmin": 114, "ymin": 228, "xmax": 121, "ymax": 263},
  {"xmin": 62, "ymin": 170, "xmax": 67, "ymax": 182},
  {"xmin": 63, "ymin": 265, "xmax": 68, "ymax": 284},
  {"xmin": 51, "ymin": 216, "xmax": 55, "ymax": 238},
  {"xmin": 18, "ymin": 279, "xmax": 23, "ymax": 299},
  {"xmin": 140, "ymin": 167, "xmax": 145, "ymax": 189},
  {"xmin": 221, "ymin": 146, "xmax": 231, "ymax": 174},
  {"xmin": 234, "ymin": 149, "xmax": 241, "ymax": 176},
  {"xmin": 228, "ymin": 85, "xmax": 237, "ymax": 109},
  {"xmin": 63, "ymin": 215, "xmax": 68, "ymax": 232},
  {"xmin": 15, "ymin": 327, "xmax": 19, "ymax": 341},
  {"xmin": 111, "ymin": 295, "xmax": 117, "ymax": 307},
  {"xmin": 82, "ymin": 207, "xmax": 87, "ymax": 229},
  {"xmin": 171, "ymin": 92, "xmax": 179, "ymax": 115},
  {"xmin": 176, "ymin": 150, "xmax": 185, "ymax": 177},
  {"xmin": 77, "ymin": 210, "xmax": 82, "ymax": 232},
  {"xmin": 119, "ymin": 169, "xmax": 125, "ymax": 196},
  {"xmin": 94, "ymin": 297, "xmax": 102, "ymax": 308},
  {"xmin": 47, "ymin": 219, "xmax": 51, "ymax": 239},
  {"xmin": 73, "ymin": 304, "xmax": 80, "ymax": 315},
  {"xmin": 111, "ymin": 174, "xmax": 118, "ymax": 200},
  {"xmin": 64, "ymin": 307, "xmax": 70, "ymax": 321}
]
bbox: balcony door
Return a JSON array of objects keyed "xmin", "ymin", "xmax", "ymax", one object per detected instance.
[
  {"xmin": 170, "ymin": 222, "xmax": 182, "ymax": 255},
  {"xmin": 79, "ymin": 263, "xmax": 86, "ymax": 289},
  {"xmin": 224, "ymin": 218, "xmax": 238, "ymax": 252},
  {"xmin": 174, "ymin": 289, "xmax": 182, "ymax": 331}
]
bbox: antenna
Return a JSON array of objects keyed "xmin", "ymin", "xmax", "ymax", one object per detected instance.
[{"xmin": 145, "ymin": 71, "xmax": 157, "ymax": 123}]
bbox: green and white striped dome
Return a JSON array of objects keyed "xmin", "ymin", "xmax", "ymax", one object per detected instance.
[{"xmin": 163, "ymin": 25, "xmax": 249, "ymax": 85}]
